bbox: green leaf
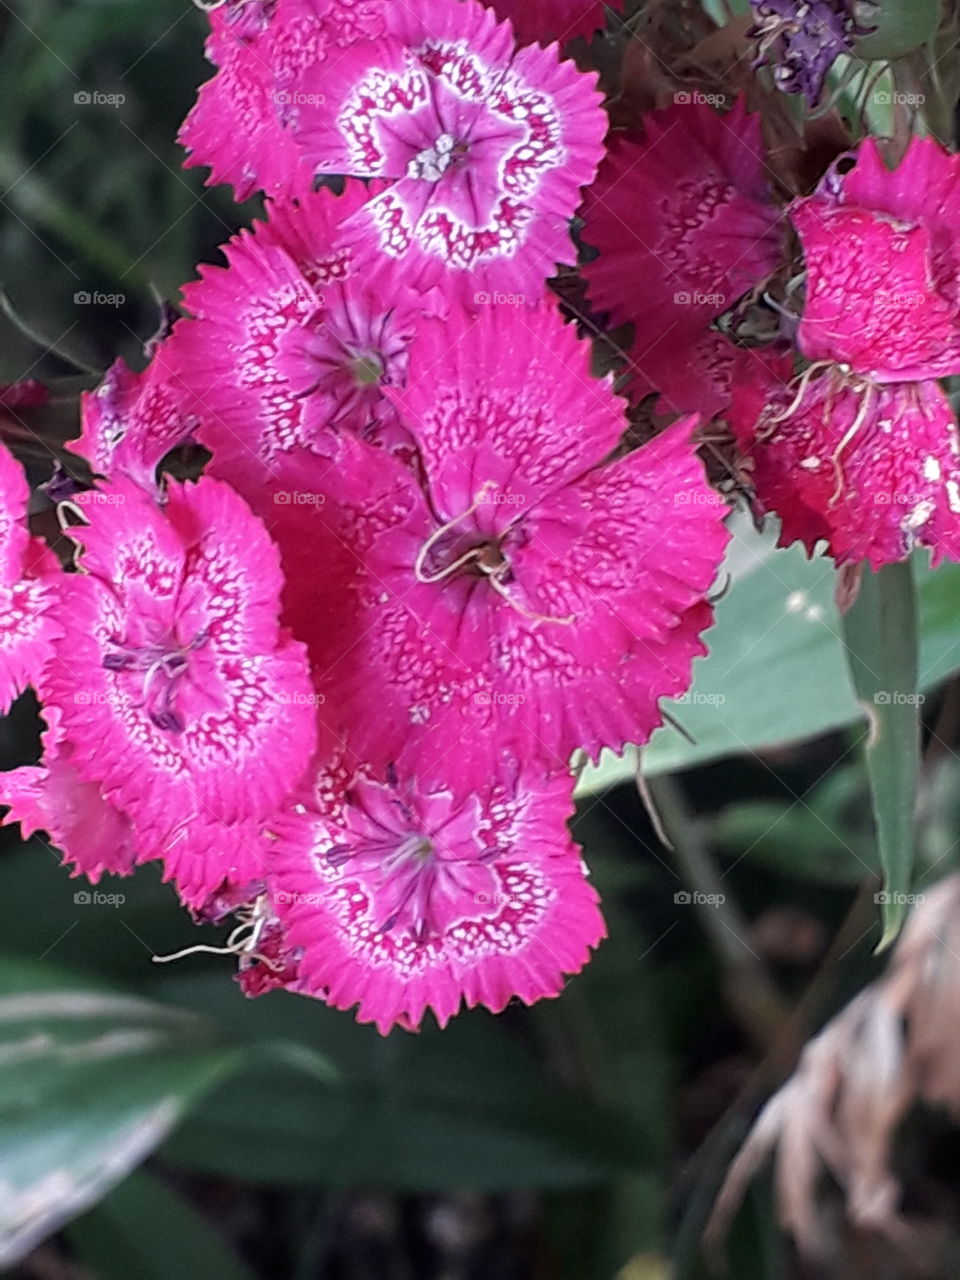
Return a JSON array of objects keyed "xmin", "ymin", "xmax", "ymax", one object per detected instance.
[
  {"xmin": 853, "ymin": 0, "xmax": 941, "ymax": 60},
  {"xmin": 155, "ymin": 973, "xmax": 659, "ymax": 1191},
  {"xmin": 0, "ymin": 962, "xmax": 244, "ymax": 1268},
  {"xmin": 714, "ymin": 766, "xmax": 879, "ymax": 885},
  {"xmin": 577, "ymin": 518, "xmax": 960, "ymax": 792},
  {"xmin": 840, "ymin": 560, "xmax": 921, "ymax": 946},
  {"xmin": 68, "ymin": 1170, "xmax": 257, "ymax": 1280}
]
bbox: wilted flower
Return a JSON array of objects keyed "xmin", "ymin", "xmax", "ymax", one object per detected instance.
[
  {"xmin": 792, "ymin": 137, "xmax": 960, "ymax": 382},
  {"xmin": 748, "ymin": 0, "xmax": 876, "ymax": 105},
  {"xmin": 711, "ymin": 875, "xmax": 960, "ymax": 1253},
  {"xmin": 731, "ymin": 351, "xmax": 960, "ymax": 567},
  {"xmin": 483, "ymin": 0, "xmax": 624, "ymax": 46},
  {"xmin": 582, "ymin": 98, "xmax": 783, "ymax": 418}
]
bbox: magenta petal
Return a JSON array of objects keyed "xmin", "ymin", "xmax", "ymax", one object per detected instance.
[
  {"xmin": 269, "ymin": 769, "xmax": 605, "ymax": 1033},
  {"xmin": 41, "ymin": 476, "xmax": 317, "ymax": 832},
  {"xmin": 731, "ymin": 356, "xmax": 960, "ymax": 568}
]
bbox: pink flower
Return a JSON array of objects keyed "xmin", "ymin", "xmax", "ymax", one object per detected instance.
[
  {"xmin": 180, "ymin": 0, "xmax": 386, "ymax": 200},
  {"xmin": 40, "ymin": 475, "xmax": 318, "ymax": 834},
  {"xmin": 730, "ymin": 352, "xmax": 960, "ymax": 568},
  {"xmin": 287, "ymin": 304, "xmax": 729, "ymax": 784},
  {"xmin": 791, "ymin": 137, "xmax": 960, "ymax": 382},
  {"xmin": 0, "ymin": 445, "xmax": 61, "ymax": 713},
  {"xmin": 69, "ymin": 355, "xmax": 198, "ymax": 492},
  {"xmin": 582, "ymin": 98, "xmax": 783, "ymax": 417},
  {"xmin": 483, "ymin": 0, "xmax": 623, "ymax": 46},
  {"xmin": 269, "ymin": 767, "xmax": 605, "ymax": 1032},
  {"xmin": 164, "ymin": 181, "xmax": 414, "ymax": 498},
  {"xmin": 291, "ymin": 0, "xmax": 606, "ymax": 303},
  {"xmin": 0, "ymin": 709, "xmax": 141, "ymax": 884}
]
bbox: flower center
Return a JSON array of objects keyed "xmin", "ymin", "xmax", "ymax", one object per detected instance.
[
  {"xmin": 407, "ymin": 133, "xmax": 468, "ymax": 182},
  {"xmin": 103, "ymin": 629, "xmax": 209, "ymax": 733},
  {"xmin": 349, "ymin": 352, "xmax": 384, "ymax": 387}
]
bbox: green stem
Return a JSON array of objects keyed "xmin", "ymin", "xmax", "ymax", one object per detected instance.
[
  {"xmin": 0, "ymin": 147, "xmax": 151, "ymax": 293},
  {"xmin": 840, "ymin": 559, "xmax": 921, "ymax": 948}
]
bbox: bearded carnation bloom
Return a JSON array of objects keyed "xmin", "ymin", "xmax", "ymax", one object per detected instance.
[
  {"xmin": 483, "ymin": 0, "xmax": 624, "ymax": 46},
  {"xmin": 280, "ymin": 304, "xmax": 729, "ymax": 785},
  {"xmin": 269, "ymin": 767, "xmax": 605, "ymax": 1032},
  {"xmin": 290, "ymin": 0, "xmax": 606, "ymax": 303},
  {"xmin": 0, "ymin": 445, "xmax": 61, "ymax": 713},
  {"xmin": 730, "ymin": 352, "xmax": 960, "ymax": 568},
  {"xmin": 581, "ymin": 98, "xmax": 783, "ymax": 418},
  {"xmin": 69, "ymin": 355, "xmax": 198, "ymax": 492},
  {"xmin": 0, "ymin": 708, "xmax": 141, "ymax": 883},
  {"xmin": 791, "ymin": 138, "xmax": 960, "ymax": 382},
  {"xmin": 164, "ymin": 181, "xmax": 417, "ymax": 500},
  {"xmin": 748, "ymin": 0, "xmax": 875, "ymax": 104},
  {"xmin": 40, "ymin": 476, "xmax": 318, "ymax": 836},
  {"xmin": 180, "ymin": 0, "xmax": 386, "ymax": 200}
]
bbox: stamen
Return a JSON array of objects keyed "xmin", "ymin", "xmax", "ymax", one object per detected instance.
[
  {"xmin": 829, "ymin": 378, "xmax": 876, "ymax": 506},
  {"xmin": 484, "ymin": 567, "xmax": 575, "ymax": 627},
  {"xmin": 413, "ymin": 481, "xmax": 498, "ymax": 584}
]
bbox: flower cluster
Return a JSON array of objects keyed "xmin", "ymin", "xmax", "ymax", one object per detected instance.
[
  {"xmin": 731, "ymin": 138, "xmax": 960, "ymax": 568},
  {"xmin": 46, "ymin": 0, "xmax": 960, "ymax": 1034}
]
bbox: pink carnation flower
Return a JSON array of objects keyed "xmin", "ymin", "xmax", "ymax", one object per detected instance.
[
  {"xmin": 270, "ymin": 767, "xmax": 605, "ymax": 1032},
  {"xmin": 291, "ymin": 0, "xmax": 606, "ymax": 302},
  {"xmin": 791, "ymin": 137, "xmax": 960, "ymax": 382},
  {"xmin": 0, "ymin": 709, "xmax": 140, "ymax": 883},
  {"xmin": 69, "ymin": 355, "xmax": 198, "ymax": 492},
  {"xmin": 180, "ymin": 0, "xmax": 385, "ymax": 200},
  {"xmin": 582, "ymin": 98, "xmax": 783, "ymax": 417},
  {"xmin": 41, "ymin": 476, "xmax": 317, "ymax": 834},
  {"xmin": 0, "ymin": 445, "xmax": 61, "ymax": 713},
  {"xmin": 287, "ymin": 304, "xmax": 729, "ymax": 784},
  {"xmin": 484, "ymin": 0, "xmax": 623, "ymax": 46},
  {"xmin": 730, "ymin": 352, "xmax": 960, "ymax": 568},
  {"xmin": 164, "ymin": 182, "xmax": 415, "ymax": 499}
]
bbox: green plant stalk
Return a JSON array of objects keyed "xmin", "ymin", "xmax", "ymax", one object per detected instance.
[
  {"xmin": 840, "ymin": 559, "xmax": 921, "ymax": 948},
  {"xmin": 0, "ymin": 146, "xmax": 151, "ymax": 293}
]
